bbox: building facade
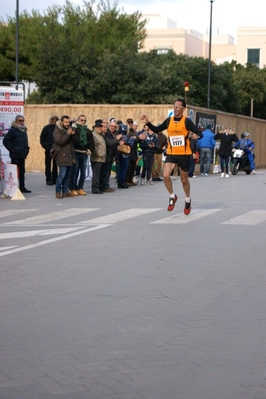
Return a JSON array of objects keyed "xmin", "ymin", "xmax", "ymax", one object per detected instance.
[{"xmin": 140, "ymin": 14, "xmax": 266, "ymax": 68}]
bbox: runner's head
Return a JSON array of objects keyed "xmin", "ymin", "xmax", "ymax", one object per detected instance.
[{"xmin": 173, "ymin": 99, "xmax": 186, "ymax": 118}]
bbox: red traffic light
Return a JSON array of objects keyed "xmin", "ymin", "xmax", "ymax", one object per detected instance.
[{"xmin": 184, "ymin": 81, "xmax": 190, "ymax": 87}]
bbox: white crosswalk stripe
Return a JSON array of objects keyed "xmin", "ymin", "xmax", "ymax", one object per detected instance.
[
  {"xmin": 151, "ymin": 208, "xmax": 222, "ymax": 224},
  {"xmin": 1, "ymin": 208, "xmax": 266, "ymax": 236},
  {"xmin": 0, "ymin": 246, "xmax": 18, "ymax": 252},
  {"xmin": 0, "ymin": 225, "xmax": 109, "ymax": 257},
  {"xmin": 0, "ymin": 209, "xmax": 37, "ymax": 218},
  {"xmin": 80, "ymin": 208, "xmax": 161, "ymax": 224},
  {"xmin": 0, "ymin": 227, "xmax": 84, "ymax": 239},
  {"xmin": 222, "ymin": 210, "xmax": 266, "ymax": 225},
  {"xmin": 4, "ymin": 208, "xmax": 99, "ymax": 225}
]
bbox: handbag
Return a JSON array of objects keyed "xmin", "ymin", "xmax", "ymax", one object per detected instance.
[
  {"xmin": 50, "ymin": 144, "xmax": 60, "ymax": 159},
  {"xmin": 117, "ymin": 143, "xmax": 131, "ymax": 155}
]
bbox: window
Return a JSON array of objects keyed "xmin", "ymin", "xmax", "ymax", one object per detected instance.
[
  {"xmin": 156, "ymin": 48, "xmax": 170, "ymax": 55},
  {"xmin": 247, "ymin": 49, "xmax": 260, "ymax": 67}
]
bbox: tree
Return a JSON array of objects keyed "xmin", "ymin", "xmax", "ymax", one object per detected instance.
[{"xmin": 233, "ymin": 62, "xmax": 266, "ymax": 118}]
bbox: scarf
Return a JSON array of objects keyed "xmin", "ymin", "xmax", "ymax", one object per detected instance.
[{"xmin": 77, "ymin": 123, "xmax": 87, "ymax": 146}]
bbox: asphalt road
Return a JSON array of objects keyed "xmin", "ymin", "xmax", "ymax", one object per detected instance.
[{"xmin": 0, "ymin": 170, "xmax": 266, "ymax": 399}]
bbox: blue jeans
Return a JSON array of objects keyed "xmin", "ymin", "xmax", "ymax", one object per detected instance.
[
  {"xmin": 55, "ymin": 166, "xmax": 72, "ymax": 194},
  {"xmin": 69, "ymin": 152, "xmax": 87, "ymax": 190},
  {"xmin": 141, "ymin": 153, "xmax": 154, "ymax": 181},
  {"xmin": 219, "ymin": 156, "xmax": 230, "ymax": 174},
  {"xmin": 200, "ymin": 148, "xmax": 213, "ymax": 174},
  {"xmin": 246, "ymin": 151, "xmax": 255, "ymax": 170}
]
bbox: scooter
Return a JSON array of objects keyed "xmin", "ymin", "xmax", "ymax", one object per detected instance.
[{"xmin": 231, "ymin": 148, "xmax": 255, "ymax": 175}]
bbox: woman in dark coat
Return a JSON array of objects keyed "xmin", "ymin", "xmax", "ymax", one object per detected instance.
[{"xmin": 214, "ymin": 128, "xmax": 238, "ymax": 178}]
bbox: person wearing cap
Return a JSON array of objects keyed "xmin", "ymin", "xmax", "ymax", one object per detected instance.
[
  {"xmin": 40, "ymin": 114, "xmax": 59, "ymax": 185},
  {"xmin": 126, "ymin": 118, "xmax": 134, "ymax": 131},
  {"xmin": 233, "ymin": 132, "xmax": 255, "ymax": 174},
  {"xmin": 132, "ymin": 121, "xmax": 138, "ymax": 132},
  {"xmin": 90, "ymin": 119, "xmax": 107, "ymax": 194},
  {"xmin": 140, "ymin": 98, "xmax": 202, "ymax": 215},
  {"xmin": 214, "ymin": 127, "xmax": 239, "ymax": 178},
  {"xmin": 197, "ymin": 123, "xmax": 216, "ymax": 176}
]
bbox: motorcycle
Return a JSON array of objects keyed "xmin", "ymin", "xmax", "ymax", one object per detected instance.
[{"xmin": 231, "ymin": 148, "xmax": 255, "ymax": 175}]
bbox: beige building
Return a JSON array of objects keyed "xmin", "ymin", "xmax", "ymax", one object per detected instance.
[{"xmin": 140, "ymin": 14, "xmax": 266, "ymax": 68}]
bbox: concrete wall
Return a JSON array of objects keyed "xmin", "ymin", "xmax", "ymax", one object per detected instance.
[{"xmin": 24, "ymin": 104, "xmax": 266, "ymax": 172}]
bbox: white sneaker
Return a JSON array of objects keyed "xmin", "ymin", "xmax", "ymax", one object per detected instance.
[
  {"xmin": 201, "ymin": 173, "xmax": 204, "ymax": 176},
  {"xmin": 141, "ymin": 178, "xmax": 145, "ymax": 185},
  {"xmin": 193, "ymin": 175, "xmax": 197, "ymax": 178},
  {"xmin": 221, "ymin": 173, "xmax": 224, "ymax": 178},
  {"xmin": 225, "ymin": 174, "xmax": 229, "ymax": 178},
  {"xmin": 205, "ymin": 173, "xmax": 209, "ymax": 176},
  {"xmin": 251, "ymin": 170, "xmax": 256, "ymax": 174}
]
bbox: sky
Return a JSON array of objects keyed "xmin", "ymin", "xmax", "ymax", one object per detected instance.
[{"xmin": 0, "ymin": 0, "xmax": 265, "ymax": 39}]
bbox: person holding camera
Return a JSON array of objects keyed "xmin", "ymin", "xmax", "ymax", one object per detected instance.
[
  {"xmin": 116, "ymin": 121, "xmax": 136, "ymax": 188},
  {"xmin": 214, "ymin": 127, "xmax": 239, "ymax": 178},
  {"xmin": 53, "ymin": 115, "xmax": 78, "ymax": 199},
  {"xmin": 69, "ymin": 115, "xmax": 95, "ymax": 196}
]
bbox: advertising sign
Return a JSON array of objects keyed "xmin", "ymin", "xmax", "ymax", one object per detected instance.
[
  {"xmin": 3, "ymin": 163, "xmax": 19, "ymax": 197},
  {"xmin": 0, "ymin": 87, "xmax": 24, "ymax": 164},
  {"xmin": 195, "ymin": 112, "xmax": 216, "ymax": 130}
]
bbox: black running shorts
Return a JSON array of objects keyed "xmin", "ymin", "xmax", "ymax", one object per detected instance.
[{"xmin": 164, "ymin": 155, "xmax": 190, "ymax": 172}]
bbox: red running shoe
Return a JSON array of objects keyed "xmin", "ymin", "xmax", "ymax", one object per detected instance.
[
  {"xmin": 184, "ymin": 200, "xmax": 191, "ymax": 215},
  {"xmin": 167, "ymin": 194, "xmax": 178, "ymax": 211}
]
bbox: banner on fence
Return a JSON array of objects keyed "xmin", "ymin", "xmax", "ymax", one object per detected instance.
[{"xmin": 0, "ymin": 87, "xmax": 24, "ymax": 164}]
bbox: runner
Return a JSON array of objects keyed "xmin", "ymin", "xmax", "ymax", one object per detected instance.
[{"xmin": 141, "ymin": 98, "xmax": 202, "ymax": 214}]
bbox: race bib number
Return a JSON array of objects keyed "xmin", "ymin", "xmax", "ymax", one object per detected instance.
[{"xmin": 169, "ymin": 135, "xmax": 184, "ymax": 147}]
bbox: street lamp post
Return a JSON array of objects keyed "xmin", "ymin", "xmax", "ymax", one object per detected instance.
[
  {"xmin": 15, "ymin": 0, "xmax": 19, "ymax": 89},
  {"xmin": 184, "ymin": 81, "xmax": 190, "ymax": 105},
  {"xmin": 207, "ymin": 0, "xmax": 215, "ymax": 109}
]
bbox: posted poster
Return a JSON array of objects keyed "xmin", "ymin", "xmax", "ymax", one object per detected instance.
[
  {"xmin": 0, "ymin": 87, "xmax": 24, "ymax": 164},
  {"xmin": 195, "ymin": 112, "xmax": 216, "ymax": 130}
]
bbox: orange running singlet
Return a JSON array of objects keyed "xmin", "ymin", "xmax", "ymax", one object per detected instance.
[{"xmin": 166, "ymin": 116, "xmax": 192, "ymax": 155}]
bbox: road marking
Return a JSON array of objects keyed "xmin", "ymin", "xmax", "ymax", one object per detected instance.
[
  {"xmin": 0, "ymin": 246, "xmax": 18, "ymax": 251},
  {"xmin": 222, "ymin": 210, "xmax": 266, "ymax": 225},
  {"xmin": 0, "ymin": 227, "xmax": 84, "ymax": 239},
  {"xmin": 4, "ymin": 208, "xmax": 99, "ymax": 225},
  {"xmin": 0, "ymin": 209, "xmax": 37, "ymax": 218},
  {"xmin": 151, "ymin": 208, "xmax": 222, "ymax": 224},
  {"xmin": 80, "ymin": 208, "xmax": 161, "ymax": 224},
  {"xmin": 0, "ymin": 225, "xmax": 109, "ymax": 257}
]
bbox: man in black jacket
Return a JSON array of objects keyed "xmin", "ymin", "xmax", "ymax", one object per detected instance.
[
  {"xmin": 100, "ymin": 120, "xmax": 122, "ymax": 192},
  {"xmin": 3, "ymin": 115, "xmax": 31, "ymax": 193},
  {"xmin": 69, "ymin": 114, "xmax": 95, "ymax": 196},
  {"xmin": 40, "ymin": 115, "xmax": 59, "ymax": 185}
]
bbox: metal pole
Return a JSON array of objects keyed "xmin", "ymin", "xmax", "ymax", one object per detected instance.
[
  {"xmin": 207, "ymin": 0, "xmax": 214, "ymax": 109},
  {"xmin": 15, "ymin": 0, "xmax": 19, "ymax": 89},
  {"xmin": 250, "ymin": 98, "xmax": 254, "ymax": 117}
]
